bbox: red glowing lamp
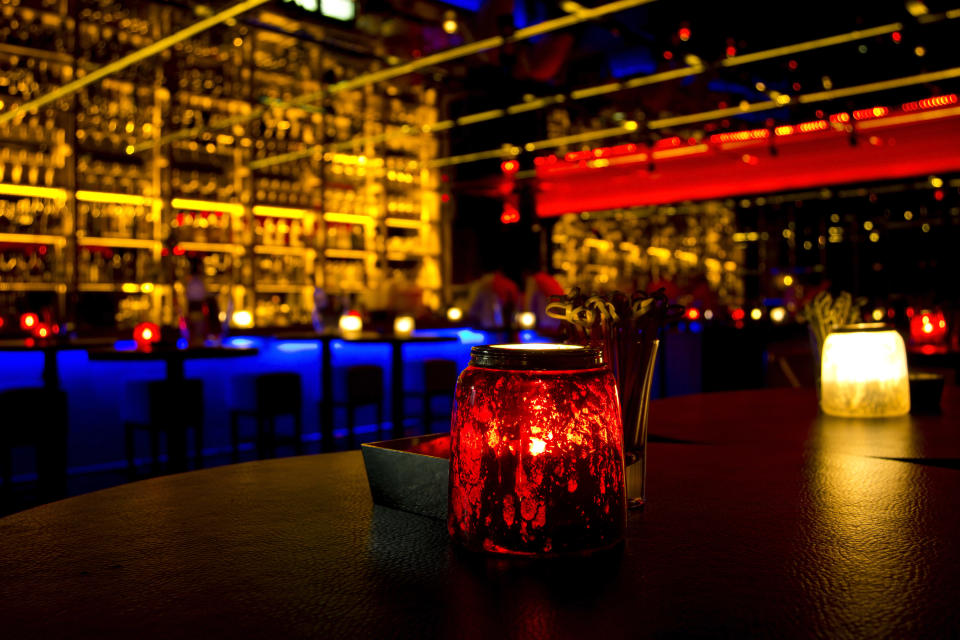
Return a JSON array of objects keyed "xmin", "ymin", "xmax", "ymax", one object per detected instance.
[
  {"xmin": 449, "ymin": 344, "xmax": 626, "ymax": 556},
  {"xmin": 20, "ymin": 312, "xmax": 39, "ymax": 331},
  {"xmin": 500, "ymin": 159, "xmax": 519, "ymax": 174},
  {"xmin": 34, "ymin": 323, "xmax": 51, "ymax": 339},
  {"xmin": 134, "ymin": 322, "xmax": 161, "ymax": 352},
  {"xmin": 910, "ymin": 310, "xmax": 948, "ymax": 345},
  {"xmin": 685, "ymin": 308, "xmax": 700, "ymax": 321},
  {"xmin": 500, "ymin": 204, "xmax": 520, "ymax": 224}
]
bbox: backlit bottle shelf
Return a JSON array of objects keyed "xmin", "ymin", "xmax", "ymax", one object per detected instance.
[{"xmin": 0, "ymin": 4, "xmax": 444, "ymax": 325}]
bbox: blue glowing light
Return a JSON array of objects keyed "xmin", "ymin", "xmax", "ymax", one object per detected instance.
[
  {"xmin": 276, "ymin": 341, "xmax": 319, "ymax": 354},
  {"xmin": 224, "ymin": 337, "xmax": 258, "ymax": 349},
  {"xmin": 456, "ymin": 329, "xmax": 488, "ymax": 345},
  {"xmin": 113, "ymin": 340, "xmax": 137, "ymax": 352}
]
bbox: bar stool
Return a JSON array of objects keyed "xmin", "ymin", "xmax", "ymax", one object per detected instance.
[
  {"xmin": 419, "ymin": 359, "xmax": 458, "ymax": 434},
  {"xmin": 125, "ymin": 379, "xmax": 204, "ymax": 477},
  {"xmin": 326, "ymin": 365, "xmax": 385, "ymax": 449},
  {"xmin": 0, "ymin": 387, "xmax": 68, "ymax": 506},
  {"xmin": 230, "ymin": 373, "xmax": 303, "ymax": 462}
]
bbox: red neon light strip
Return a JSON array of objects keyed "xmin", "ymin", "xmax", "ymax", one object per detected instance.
[
  {"xmin": 852, "ymin": 106, "xmax": 889, "ymax": 120},
  {"xmin": 708, "ymin": 128, "xmax": 769, "ymax": 144},
  {"xmin": 902, "ymin": 94, "xmax": 958, "ymax": 112}
]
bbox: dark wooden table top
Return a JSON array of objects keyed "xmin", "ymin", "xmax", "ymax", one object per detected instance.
[{"xmin": 2, "ymin": 387, "xmax": 958, "ymax": 639}]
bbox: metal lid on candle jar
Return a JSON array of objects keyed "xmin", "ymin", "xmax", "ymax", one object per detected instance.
[{"xmin": 469, "ymin": 343, "xmax": 604, "ymax": 371}]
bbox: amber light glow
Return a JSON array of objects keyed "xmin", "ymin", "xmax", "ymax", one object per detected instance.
[
  {"xmin": 517, "ymin": 311, "xmax": 537, "ymax": 329},
  {"xmin": 231, "ymin": 310, "xmax": 254, "ymax": 328},
  {"xmin": 393, "ymin": 315, "xmax": 415, "ymax": 337},
  {"xmin": 821, "ymin": 324, "xmax": 910, "ymax": 418},
  {"xmin": 449, "ymin": 344, "xmax": 626, "ymax": 556},
  {"xmin": 339, "ymin": 313, "xmax": 363, "ymax": 336}
]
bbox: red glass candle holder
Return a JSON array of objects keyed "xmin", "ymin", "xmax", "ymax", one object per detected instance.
[{"xmin": 448, "ymin": 344, "xmax": 626, "ymax": 556}]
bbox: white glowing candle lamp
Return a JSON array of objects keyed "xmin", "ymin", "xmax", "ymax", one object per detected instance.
[{"xmin": 820, "ymin": 323, "xmax": 910, "ymax": 417}]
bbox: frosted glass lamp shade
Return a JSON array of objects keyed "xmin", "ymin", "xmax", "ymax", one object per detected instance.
[{"xmin": 820, "ymin": 323, "xmax": 910, "ymax": 418}]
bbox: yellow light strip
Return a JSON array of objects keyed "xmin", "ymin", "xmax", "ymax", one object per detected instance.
[
  {"xmin": 78, "ymin": 283, "xmax": 120, "ymax": 292},
  {"xmin": 0, "ymin": 0, "xmax": 271, "ymax": 125},
  {"xmin": 134, "ymin": 0, "xmax": 658, "ymax": 152},
  {"xmin": 77, "ymin": 236, "xmax": 159, "ymax": 250},
  {"xmin": 649, "ymin": 100, "xmax": 779, "ymax": 129},
  {"xmin": 0, "ymin": 282, "xmax": 66, "ymax": 292},
  {"xmin": 253, "ymin": 245, "xmax": 309, "ymax": 256},
  {"xmin": 426, "ymin": 120, "xmax": 456, "ymax": 132},
  {"xmin": 171, "ymin": 198, "xmax": 245, "ymax": 216},
  {"xmin": 324, "ymin": 212, "xmax": 377, "ymax": 225},
  {"xmin": 798, "ymin": 67, "xmax": 960, "ymax": 103},
  {"xmin": 324, "ymin": 248, "xmax": 375, "ymax": 260},
  {"xmin": 622, "ymin": 65, "xmax": 704, "ymax": 89},
  {"xmin": 252, "ymin": 205, "xmax": 307, "ymax": 219},
  {"xmin": 721, "ymin": 23, "xmax": 902, "ymax": 67},
  {"xmin": 457, "ymin": 109, "xmax": 506, "ymax": 126},
  {"xmin": 0, "ymin": 42, "xmax": 73, "ymax": 65},
  {"xmin": 76, "ymin": 191, "xmax": 152, "ymax": 206},
  {"xmin": 505, "ymin": 96, "xmax": 566, "ymax": 115},
  {"xmin": 177, "ymin": 242, "xmax": 245, "ymax": 255},
  {"xmin": 0, "ymin": 184, "xmax": 67, "ymax": 199},
  {"xmin": 0, "ymin": 232, "xmax": 67, "ymax": 246},
  {"xmin": 570, "ymin": 82, "xmax": 623, "ymax": 100},
  {"xmin": 384, "ymin": 217, "xmax": 424, "ymax": 229}
]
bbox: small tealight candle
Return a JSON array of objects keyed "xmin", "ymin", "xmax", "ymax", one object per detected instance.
[
  {"xmin": 393, "ymin": 315, "xmax": 414, "ymax": 337},
  {"xmin": 820, "ymin": 323, "xmax": 910, "ymax": 418}
]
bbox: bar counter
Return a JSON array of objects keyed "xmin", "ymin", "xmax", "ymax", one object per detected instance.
[{"xmin": 2, "ymin": 387, "xmax": 958, "ymax": 638}]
